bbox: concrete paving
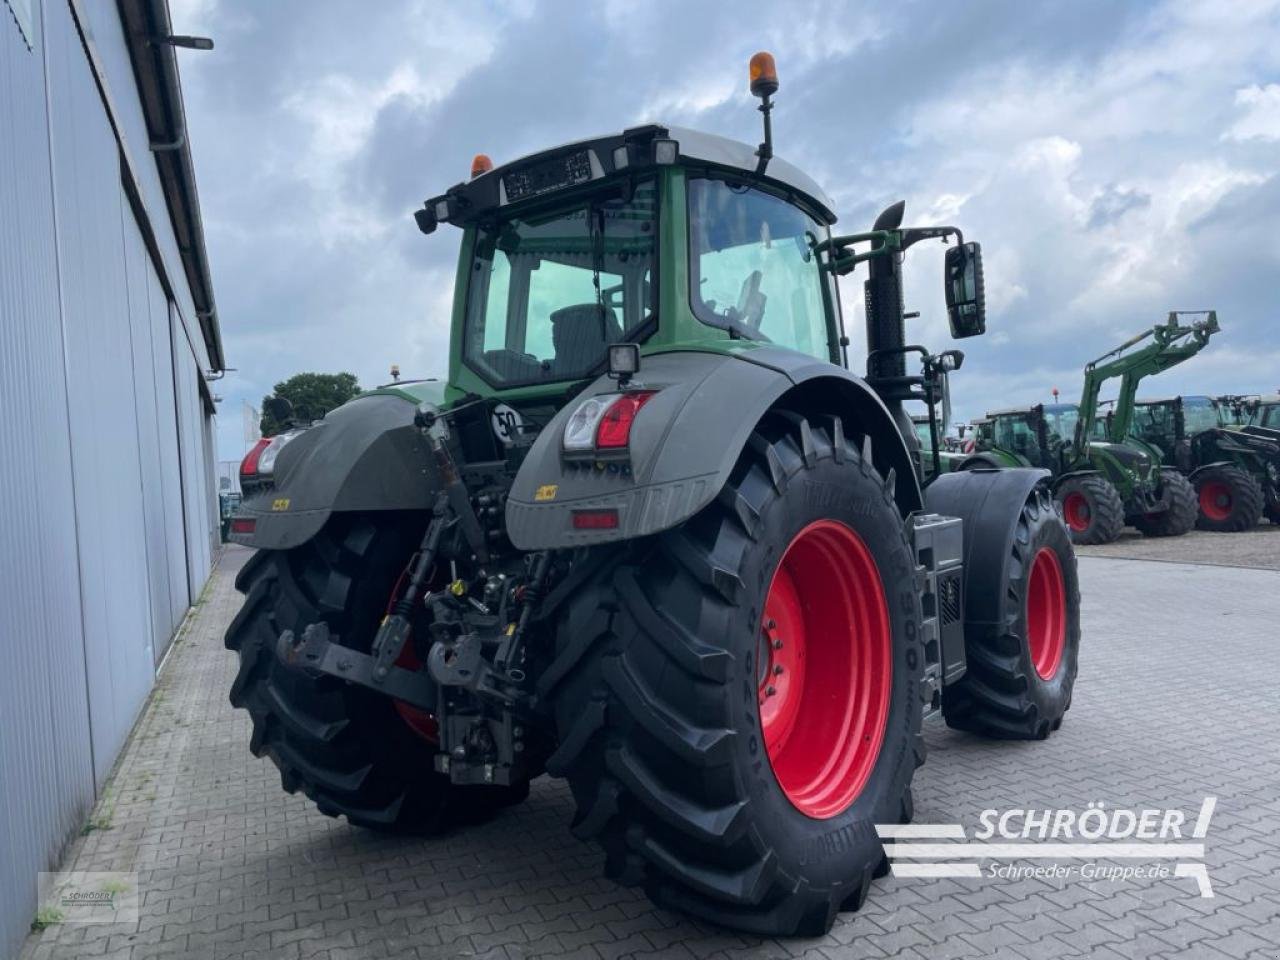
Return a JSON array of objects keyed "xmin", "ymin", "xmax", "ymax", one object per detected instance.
[{"xmin": 20, "ymin": 545, "xmax": 1280, "ymax": 960}]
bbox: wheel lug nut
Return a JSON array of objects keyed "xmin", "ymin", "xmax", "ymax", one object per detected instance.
[
  {"xmin": 772, "ymin": 639, "xmax": 783, "ymax": 650},
  {"xmin": 773, "ymin": 665, "xmax": 783, "ymax": 675},
  {"xmin": 765, "ymin": 619, "xmax": 776, "ymax": 630},
  {"xmin": 766, "ymin": 685, "xmax": 776, "ymax": 696}
]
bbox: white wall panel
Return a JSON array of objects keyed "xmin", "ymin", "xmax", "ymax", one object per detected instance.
[{"xmin": 44, "ymin": 0, "xmax": 157, "ymax": 787}]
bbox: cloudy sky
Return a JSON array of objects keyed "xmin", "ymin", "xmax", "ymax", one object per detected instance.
[{"xmin": 169, "ymin": 0, "xmax": 1280, "ymax": 462}]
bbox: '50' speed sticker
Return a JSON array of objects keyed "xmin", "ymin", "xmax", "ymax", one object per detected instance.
[{"xmin": 491, "ymin": 403, "xmax": 524, "ymax": 446}]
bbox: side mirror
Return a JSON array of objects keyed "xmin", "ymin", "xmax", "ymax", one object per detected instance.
[{"xmin": 944, "ymin": 241, "xmax": 986, "ymax": 339}]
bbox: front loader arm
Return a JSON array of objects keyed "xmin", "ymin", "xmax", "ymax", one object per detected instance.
[{"xmin": 1073, "ymin": 312, "xmax": 1219, "ymax": 448}]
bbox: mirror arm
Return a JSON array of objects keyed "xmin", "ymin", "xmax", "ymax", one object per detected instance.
[
  {"xmin": 899, "ymin": 225, "xmax": 963, "ymax": 251},
  {"xmin": 821, "ymin": 225, "xmax": 965, "ymax": 276}
]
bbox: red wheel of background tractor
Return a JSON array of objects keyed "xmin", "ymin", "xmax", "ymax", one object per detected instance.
[
  {"xmin": 1061, "ymin": 492, "xmax": 1091, "ymax": 532},
  {"xmin": 1026, "ymin": 547, "xmax": 1067, "ymax": 680},
  {"xmin": 1198, "ymin": 480, "xmax": 1232, "ymax": 522},
  {"xmin": 1192, "ymin": 464, "xmax": 1265, "ymax": 532},
  {"xmin": 759, "ymin": 520, "xmax": 891, "ymax": 819}
]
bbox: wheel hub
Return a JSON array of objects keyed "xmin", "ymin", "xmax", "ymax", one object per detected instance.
[
  {"xmin": 1198, "ymin": 480, "xmax": 1233, "ymax": 521},
  {"xmin": 758, "ymin": 520, "xmax": 891, "ymax": 820},
  {"xmin": 1062, "ymin": 492, "xmax": 1091, "ymax": 532}
]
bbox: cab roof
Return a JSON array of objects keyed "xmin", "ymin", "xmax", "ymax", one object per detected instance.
[{"xmin": 427, "ymin": 123, "xmax": 837, "ymax": 227}]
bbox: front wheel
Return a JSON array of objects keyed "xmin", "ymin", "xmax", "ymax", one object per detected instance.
[
  {"xmin": 942, "ymin": 487, "xmax": 1081, "ymax": 739},
  {"xmin": 1193, "ymin": 465, "xmax": 1265, "ymax": 532},
  {"xmin": 1056, "ymin": 475, "xmax": 1125, "ymax": 545},
  {"xmin": 1132, "ymin": 469, "xmax": 1197, "ymax": 537},
  {"xmin": 541, "ymin": 413, "xmax": 923, "ymax": 935}
]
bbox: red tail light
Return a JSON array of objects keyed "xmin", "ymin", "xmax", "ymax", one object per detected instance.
[
  {"xmin": 572, "ymin": 509, "xmax": 619, "ymax": 530},
  {"xmin": 595, "ymin": 391, "xmax": 656, "ymax": 449},
  {"xmin": 240, "ymin": 437, "xmax": 271, "ymax": 477},
  {"xmin": 230, "ymin": 518, "xmax": 256, "ymax": 535}
]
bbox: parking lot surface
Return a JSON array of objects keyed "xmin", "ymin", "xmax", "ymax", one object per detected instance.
[
  {"xmin": 1075, "ymin": 520, "xmax": 1280, "ymax": 570},
  {"xmin": 21, "ymin": 545, "xmax": 1280, "ymax": 960}
]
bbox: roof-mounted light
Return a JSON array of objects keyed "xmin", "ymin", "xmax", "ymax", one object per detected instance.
[
  {"xmin": 749, "ymin": 51, "xmax": 779, "ymax": 98},
  {"xmin": 653, "ymin": 139, "xmax": 679, "ymax": 165},
  {"xmin": 612, "ymin": 145, "xmax": 629, "ymax": 170},
  {"xmin": 471, "ymin": 153, "xmax": 493, "ymax": 178},
  {"xmin": 433, "ymin": 198, "xmax": 450, "ymax": 222}
]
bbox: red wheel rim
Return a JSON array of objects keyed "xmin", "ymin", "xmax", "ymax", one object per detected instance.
[
  {"xmin": 759, "ymin": 520, "xmax": 891, "ymax": 820},
  {"xmin": 1198, "ymin": 480, "xmax": 1232, "ymax": 521},
  {"xmin": 384, "ymin": 571, "xmax": 439, "ymax": 744},
  {"xmin": 1062, "ymin": 492, "xmax": 1091, "ymax": 532},
  {"xmin": 1027, "ymin": 547, "xmax": 1067, "ymax": 681}
]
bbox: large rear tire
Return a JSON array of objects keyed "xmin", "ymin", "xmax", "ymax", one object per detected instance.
[
  {"xmin": 1193, "ymin": 465, "xmax": 1265, "ymax": 532},
  {"xmin": 942, "ymin": 488, "xmax": 1080, "ymax": 739},
  {"xmin": 224, "ymin": 515, "xmax": 527, "ymax": 833},
  {"xmin": 541, "ymin": 414, "xmax": 923, "ymax": 935},
  {"xmin": 1132, "ymin": 469, "xmax": 1197, "ymax": 537},
  {"xmin": 1055, "ymin": 475, "xmax": 1124, "ymax": 545}
]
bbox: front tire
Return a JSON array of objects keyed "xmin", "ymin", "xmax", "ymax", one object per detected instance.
[
  {"xmin": 1056, "ymin": 475, "xmax": 1124, "ymax": 545},
  {"xmin": 541, "ymin": 414, "xmax": 923, "ymax": 935},
  {"xmin": 1193, "ymin": 465, "xmax": 1265, "ymax": 532},
  {"xmin": 224, "ymin": 515, "xmax": 527, "ymax": 833},
  {"xmin": 1132, "ymin": 469, "xmax": 1197, "ymax": 537},
  {"xmin": 942, "ymin": 487, "xmax": 1081, "ymax": 739}
]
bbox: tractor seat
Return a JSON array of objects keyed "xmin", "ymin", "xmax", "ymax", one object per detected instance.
[{"xmin": 551, "ymin": 304, "xmax": 622, "ymax": 374}]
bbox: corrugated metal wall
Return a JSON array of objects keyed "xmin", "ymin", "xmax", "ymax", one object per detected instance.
[
  {"xmin": 0, "ymin": 4, "xmax": 98, "ymax": 959},
  {"xmin": 0, "ymin": 1, "xmax": 220, "ymax": 954}
]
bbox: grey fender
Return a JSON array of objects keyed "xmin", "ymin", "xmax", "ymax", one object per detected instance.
[
  {"xmin": 924, "ymin": 467, "xmax": 1052, "ymax": 629},
  {"xmin": 231, "ymin": 393, "xmax": 438, "ymax": 550},
  {"xmin": 505, "ymin": 347, "xmax": 922, "ymax": 550}
]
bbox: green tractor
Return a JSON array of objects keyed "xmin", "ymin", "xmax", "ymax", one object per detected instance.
[
  {"xmin": 962, "ymin": 314, "xmax": 1218, "ymax": 545},
  {"xmin": 225, "ymin": 55, "xmax": 1081, "ymax": 935},
  {"xmin": 1130, "ymin": 395, "xmax": 1280, "ymax": 530},
  {"xmin": 1244, "ymin": 394, "xmax": 1280, "ymax": 430}
]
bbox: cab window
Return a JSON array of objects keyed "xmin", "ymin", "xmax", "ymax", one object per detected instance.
[{"xmin": 687, "ymin": 177, "xmax": 831, "ymax": 359}]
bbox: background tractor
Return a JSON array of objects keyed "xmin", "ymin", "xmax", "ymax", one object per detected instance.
[
  {"xmin": 1131, "ymin": 395, "xmax": 1280, "ymax": 530},
  {"xmin": 225, "ymin": 55, "xmax": 1081, "ymax": 936},
  {"xmin": 1244, "ymin": 394, "xmax": 1280, "ymax": 430},
  {"xmin": 962, "ymin": 314, "xmax": 1218, "ymax": 544}
]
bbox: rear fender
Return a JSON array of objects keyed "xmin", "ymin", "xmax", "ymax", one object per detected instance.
[
  {"xmin": 231, "ymin": 393, "xmax": 438, "ymax": 550},
  {"xmin": 504, "ymin": 348, "xmax": 921, "ymax": 549}
]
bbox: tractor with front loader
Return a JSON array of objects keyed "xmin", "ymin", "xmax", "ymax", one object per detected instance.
[
  {"xmin": 1130, "ymin": 395, "xmax": 1280, "ymax": 530},
  {"xmin": 225, "ymin": 54, "xmax": 1081, "ymax": 935},
  {"xmin": 961, "ymin": 313, "xmax": 1218, "ymax": 544}
]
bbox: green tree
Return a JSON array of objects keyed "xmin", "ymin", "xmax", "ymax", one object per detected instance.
[{"xmin": 260, "ymin": 372, "xmax": 360, "ymax": 436}]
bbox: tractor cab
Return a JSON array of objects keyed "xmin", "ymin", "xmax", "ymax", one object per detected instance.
[
  {"xmin": 419, "ymin": 124, "xmax": 847, "ymax": 403},
  {"xmin": 1131, "ymin": 396, "xmax": 1222, "ymax": 470},
  {"xmin": 1245, "ymin": 395, "xmax": 1280, "ymax": 431}
]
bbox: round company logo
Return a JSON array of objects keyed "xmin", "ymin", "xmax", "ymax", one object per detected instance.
[{"xmin": 491, "ymin": 403, "xmax": 524, "ymax": 446}]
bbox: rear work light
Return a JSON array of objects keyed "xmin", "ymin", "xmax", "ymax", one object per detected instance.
[{"xmin": 563, "ymin": 391, "xmax": 656, "ymax": 453}]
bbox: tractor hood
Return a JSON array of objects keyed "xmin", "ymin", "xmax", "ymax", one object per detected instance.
[{"xmin": 1090, "ymin": 440, "xmax": 1158, "ymax": 480}]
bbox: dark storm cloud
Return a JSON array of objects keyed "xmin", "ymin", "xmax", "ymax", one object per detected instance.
[{"xmin": 169, "ymin": 0, "xmax": 1280, "ymax": 458}]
